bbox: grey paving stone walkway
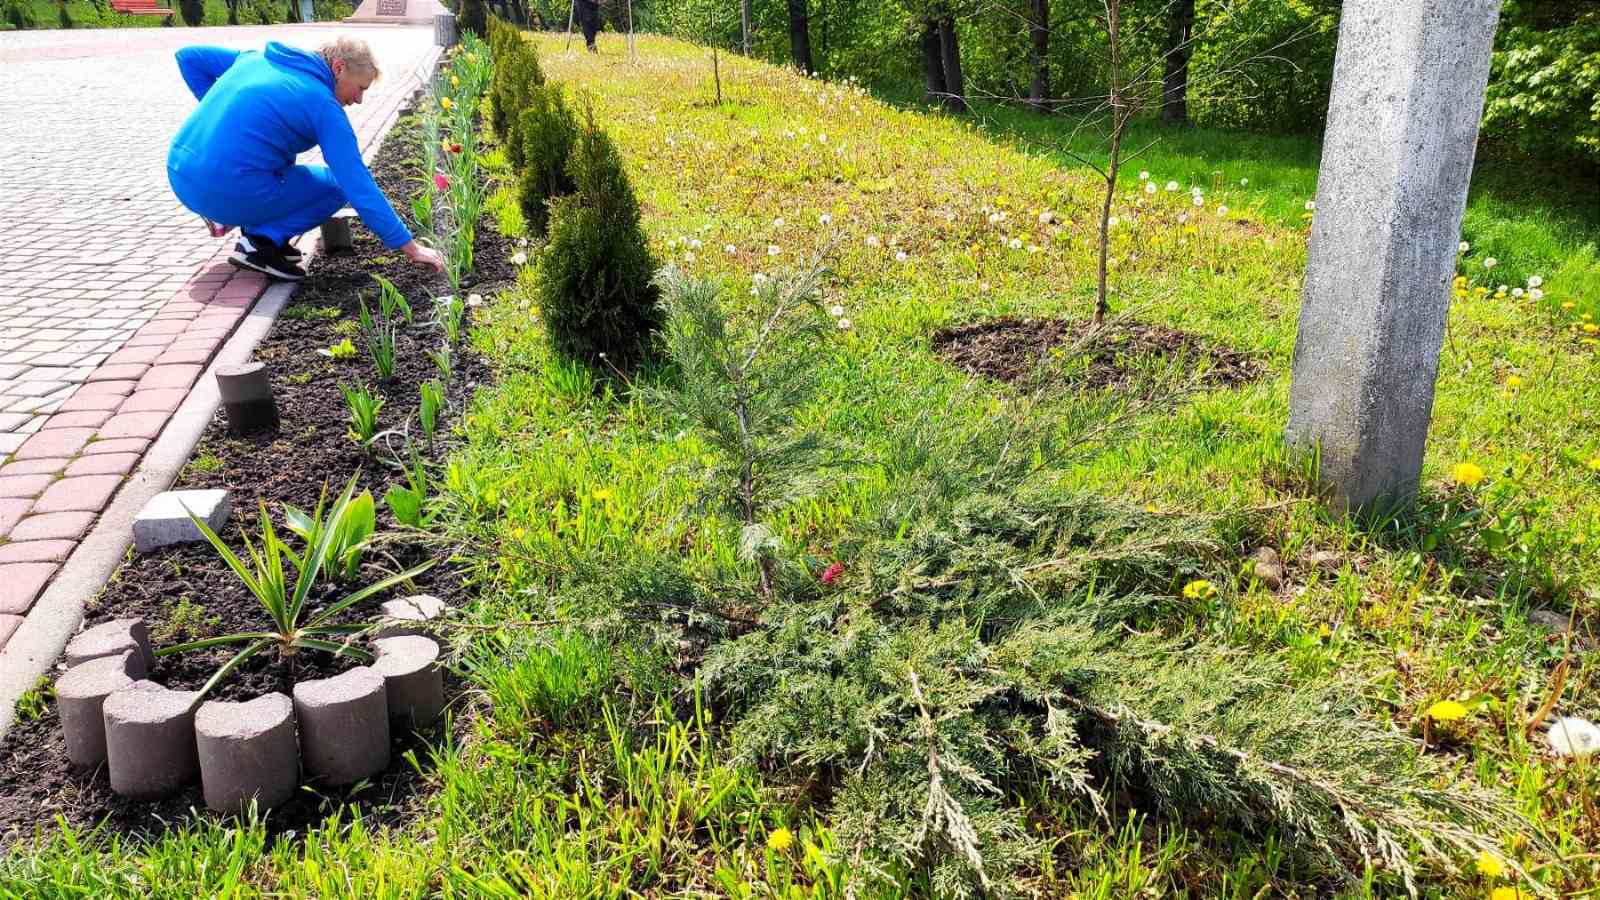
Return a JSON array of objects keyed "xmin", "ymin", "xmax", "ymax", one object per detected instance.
[{"xmin": 0, "ymin": 23, "xmax": 439, "ymax": 651}]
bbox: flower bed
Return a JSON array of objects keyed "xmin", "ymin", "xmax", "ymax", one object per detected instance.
[{"xmin": 0, "ymin": 53, "xmax": 512, "ymax": 842}]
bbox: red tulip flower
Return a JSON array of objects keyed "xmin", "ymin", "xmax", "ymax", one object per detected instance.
[
  {"xmin": 450, "ymin": 143, "xmax": 463, "ymax": 154},
  {"xmin": 433, "ymin": 173, "xmax": 449, "ymax": 191},
  {"xmin": 820, "ymin": 562, "xmax": 844, "ymax": 585}
]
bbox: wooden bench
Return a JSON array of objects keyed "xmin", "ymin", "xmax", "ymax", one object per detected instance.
[{"xmin": 110, "ymin": 0, "xmax": 175, "ymax": 18}]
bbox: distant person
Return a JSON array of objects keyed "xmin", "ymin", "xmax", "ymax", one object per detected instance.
[
  {"xmin": 167, "ymin": 37, "xmax": 445, "ymax": 281},
  {"xmin": 576, "ymin": 0, "xmax": 601, "ymax": 52}
]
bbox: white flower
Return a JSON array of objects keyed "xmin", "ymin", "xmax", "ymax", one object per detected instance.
[
  {"xmin": 724, "ymin": 244, "xmax": 737, "ymax": 254},
  {"xmin": 837, "ymin": 318, "xmax": 852, "ymax": 330},
  {"xmin": 819, "ymin": 213, "xmax": 832, "ymax": 226},
  {"xmin": 987, "ymin": 212, "xmax": 1003, "ymax": 224},
  {"xmin": 1107, "ymin": 217, "xmax": 1118, "ymax": 228},
  {"xmin": 467, "ymin": 293, "xmax": 484, "ymax": 307},
  {"xmin": 865, "ymin": 235, "xmax": 880, "ymax": 247},
  {"xmin": 1304, "ymin": 200, "xmax": 1316, "ymax": 211},
  {"xmin": 1459, "ymin": 241, "xmax": 1470, "ymax": 253},
  {"xmin": 829, "ymin": 304, "xmax": 844, "ymax": 317},
  {"xmin": 1177, "ymin": 213, "xmax": 1189, "ymax": 224},
  {"xmin": 979, "ymin": 282, "xmax": 991, "ymax": 293},
  {"xmin": 1528, "ymin": 275, "xmax": 1543, "ymax": 288},
  {"xmin": 1008, "ymin": 238, "xmax": 1022, "ymax": 250},
  {"xmin": 1548, "ymin": 717, "xmax": 1600, "ymax": 758},
  {"xmin": 1529, "ymin": 288, "xmax": 1544, "ymax": 301},
  {"xmin": 1512, "ymin": 287, "xmax": 1525, "ymax": 298},
  {"xmin": 1216, "ymin": 205, "xmax": 1229, "ymax": 216},
  {"xmin": 767, "ymin": 244, "xmax": 781, "ymax": 256},
  {"xmin": 773, "ymin": 217, "xmax": 785, "ymax": 228},
  {"xmin": 1165, "ymin": 181, "xmax": 1179, "ymax": 192},
  {"xmin": 818, "ymin": 133, "xmax": 827, "ymax": 143},
  {"xmin": 1482, "ymin": 257, "xmax": 1496, "ymax": 269},
  {"xmin": 1144, "ymin": 182, "xmax": 1157, "ymax": 195},
  {"xmin": 517, "ymin": 237, "xmax": 530, "ymax": 247},
  {"xmin": 1239, "ymin": 177, "xmax": 1248, "ymax": 186},
  {"xmin": 1026, "ymin": 244, "xmax": 1039, "ymax": 254},
  {"xmin": 511, "ymin": 252, "xmax": 528, "ymax": 266},
  {"xmin": 1192, "ymin": 195, "xmax": 1204, "ymax": 207},
  {"xmin": 1138, "ymin": 170, "xmax": 1150, "ymax": 180},
  {"xmin": 690, "ymin": 239, "xmax": 703, "ymax": 251},
  {"xmin": 753, "ymin": 273, "xmax": 769, "ymax": 285},
  {"xmin": 1038, "ymin": 211, "xmax": 1053, "ymax": 224},
  {"xmin": 895, "ymin": 251, "xmax": 908, "ymax": 262},
  {"xmin": 683, "ymin": 252, "xmax": 696, "ymax": 263}
]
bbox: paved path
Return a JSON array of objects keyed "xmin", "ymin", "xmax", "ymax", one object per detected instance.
[{"xmin": 0, "ymin": 24, "xmax": 439, "ymax": 651}]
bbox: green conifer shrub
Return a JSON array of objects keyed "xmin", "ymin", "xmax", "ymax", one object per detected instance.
[
  {"xmin": 457, "ymin": 0, "xmax": 486, "ymax": 36},
  {"xmin": 516, "ymin": 83, "xmax": 578, "ymax": 238},
  {"xmin": 179, "ymin": 0, "xmax": 203, "ymax": 26},
  {"xmin": 500, "ymin": 41, "xmax": 547, "ymax": 167}
]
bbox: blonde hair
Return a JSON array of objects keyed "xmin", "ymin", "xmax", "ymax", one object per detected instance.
[{"xmin": 319, "ymin": 37, "xmax": 381, "ymax": 81}]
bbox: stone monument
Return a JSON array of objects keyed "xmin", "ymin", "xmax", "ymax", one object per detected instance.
[{"xmin": 345, "ymin": 0, "xmax": 449, "ymax": 26}]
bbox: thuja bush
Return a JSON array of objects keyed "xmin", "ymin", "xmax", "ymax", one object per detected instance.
[
  {"xmin": 516, "ymin": 83, "xmax": 578, "ymax": 238},
  {"xmin": 179, "ymin": 0, "xmax": 204, "ymax": 26},
  {"xmin": 492, "ymin": 29, "xmax": 546, "ymax": 166},
  {"xmin": 537, "ymin": 105, "xmax": 660, "ymax": 367},
  {"xmin": 457, "ymin": 0, "xmax": 487, "ymax": 36}
]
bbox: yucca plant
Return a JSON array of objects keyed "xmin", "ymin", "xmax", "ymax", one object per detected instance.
[{"xmin": 159, "ymin": 476, "xmax": 435, "ymax": 698}]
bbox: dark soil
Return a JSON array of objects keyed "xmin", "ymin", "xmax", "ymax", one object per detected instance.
[
  {"xmin": 931, "ymin": 317, "xmax": 1264, "ymax": 390},
  {"xmin": 0, "ymin": 95, "xmax": 515, "ymax": 847}
]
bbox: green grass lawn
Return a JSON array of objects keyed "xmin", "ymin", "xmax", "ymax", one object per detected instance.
[{"xmin": 5, "ymin": 31, "xmax": 1599, "ymax": 899}]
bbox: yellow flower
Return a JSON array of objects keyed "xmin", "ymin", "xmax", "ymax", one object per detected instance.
[
  {"xmin": 1505, "ymin": 375, "xmax": 1523, "ymax": 389},
  {"xmin": 1562, "ymin": 301, "xmax": 1576, "ymax": 310},
  {"xmin": 440, "ymin": 97, "xmax": 454, "ymax": 110},
  {"xmin": 768, "ymin": 827, "xmax": 794, "ymax": 851},
  {"xmin": 451, "ymin": 75, "xmax": 461, "ymax": 87},
  {"xmin": 466, "ymin": 53, "xmax": 477, "ymax": 63},
  {"xmin": 1144, "ymin": 503, "xmax": 1157, "ymax": 513},
  {"xmin": 1585, "ymin": 323, "xmax": 1599, "ymax": 335},
  {"xmin": 592, "ymin": 487, "xmax": 613, "ymax": 501},
  {"xmin": 1182, "ymin": 579, "xmax": 1217, "ymax": 600},
  {"xmin": 1474, "ymin": 850, "xmax": 1505, "ymax": 879},
  {"xmin": 1318, "ymin": 623, "xmax": 1332, "ymax": 640},
  {"xmin": 1426, "ymin": 699, "xmax": 1469, "ymax": 722},
  {"xmin": 1491, "ymin": 888, "xmax": 1530, "ymax": 900},
  {"xmin": 1453, "ymin": 462, "xmax": 1486, "ymax": 488},
  {"xmin": 1587, "ymin": 456, "xmax": 1600, "ymax": 472}
]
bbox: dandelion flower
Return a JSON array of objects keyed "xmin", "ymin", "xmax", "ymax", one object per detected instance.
[
  {"xmin": 1425, "ymin": 699, "xmax": 1469, "ymax": 721},
  {"xmin": 1474, "ymin": 851, "xmax": 1505, "ymax": 879},
  {"xmin": 1008, "ymin": 238, "xmax": 1022, "ymax": 250},
  {"xmin": 1182, "ymin": 579, "xmax": 1217, "ymax": 600},
  {"xmin": 1491, "ymin": 888, "xmax": 1532, "ymax": 900},
  {"xmin": 1527, "ymin": 275, "xmax": 1543, "ymax": 288},
  {"xmin": 1138, "ymin": 170, "xmax": 1150, "ymax": 180},
  {"xmin": 1452, "ymin": 462, "xmax": 1486, "ymax": 487},
  {"xmin": 1459, "ymin": 241, "xmax": 1470, "ymax": 253},
  {"xmin": 1318, "ymin": 623, "xmax": 1332, "ymax": 640},
  {"xmin": 837, "ymin": 318, "xmax": 852, "ymax": 330},
  {"xmin": 1192, "ymin": 195, "xmax": 1204, "ymax": 207},
  {"xmin": 466, "ymin": 293, "xmax": 483, "ymax": 307},
  {"xmin": 1506, "ymin": 375, "xmax": 1523, "ymax": 389},
  {"xmin": 1586, "ymin": 323, "xmax": 1600, "ymax": 334},
  {"xmin": 1548, "ymin": 717, "xmax": 1600, "ymax": 757},
  {"xmin": 1144, "ymin": 182, "xmax": 1157, "ymax": 195},
  {"xmin": 1561, "ymin": 301, "xmax": 1575, "ymax": 310},
  {"xmin": 440, "ymin": 97, "xmax": 453, "ymax": 110},
  {"xmin": 768, "ymin": 827, "xmax": 794, "ymax": 851},
  {"xmin": 773, "ymin": 217, "xmax": 785, "ymax": 228},
  {"xmin": 1483, "ymin": 257, "xmax": 1497, "ymax": 269},
  {"xmin": 979, "ymin": 282, "xmax": 991, "ymax": 293},
  {"xmin": 511, "ymin": 252, "xmax": 527, "ymax": 266},
  {"xmin": 1587, "ymin": 456, "xmax": 1600, "ymax": 472},
  {"xmin": 829, "ymin": 304, "xmax": 844, "ymax": 317},
  {"xmin": 767, "ymin": 244, "xmax": 781, "ymax": 256},
  {"xmin": 690, "ymin": 239, "xmax": 703, "ymax": 251},
  {"xmin": 895, "ymin": 251, "xmax": 909, "ymax": 262},
  {"xmin": 1165, "ymin": 181, "xmax": 1179, "ymax": 192},
  {"xmin": 1239, "ymin": 177, "xmax": 1249, "ymax": 186},
  {"xmin": 1529, "ymin": 288, "xmax": 1543, "ymax": 301},
  {"xmin": 1304, "ymin": 200, "xmax": 1316, "ymax": 211},
  {"xmin": 1511, "ymin": 287, "xmax": 1524, "ymax": 298},
  {"xmin": 591, "ymin": 487, "xmax": 612, "ymax": 501}
]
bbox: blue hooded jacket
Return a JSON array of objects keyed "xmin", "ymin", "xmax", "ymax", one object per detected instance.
[{"xmin": 168, "ymin": 42, "xmax": 411, "ymax": 249}]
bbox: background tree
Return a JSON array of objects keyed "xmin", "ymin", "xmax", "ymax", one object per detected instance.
[
  {"xmin": 1028, "ymin": 0, "xmax": 1050, "ymax": 110},
  {"xmin": 787, "ymin": 0, "xmax": 813, "ymax": 73},
  {"xmin": 179, "ymin": 0, "xmax": 204, "ymax": 25},
  {"xmin": 1160, "ymin": 0, "xmax": 1195, "ymax": 122}
]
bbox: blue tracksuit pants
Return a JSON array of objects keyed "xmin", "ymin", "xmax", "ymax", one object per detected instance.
[{"xmin": 168, "ymin": 163, "xmax": 346, "ymax": 246}]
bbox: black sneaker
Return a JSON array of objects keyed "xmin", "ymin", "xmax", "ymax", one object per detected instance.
[{"xmin": 230, "ymin": 234, "xmax": 305, "ymax": 281}]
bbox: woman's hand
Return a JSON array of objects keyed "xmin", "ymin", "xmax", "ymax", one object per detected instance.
[{"xmin": 402, "ymin": 240, "xmax": 446, "ymax": 273}]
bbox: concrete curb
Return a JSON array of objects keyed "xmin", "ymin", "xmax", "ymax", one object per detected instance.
[{"xmin": 0, "ymin": 44, "xmax": 442, "ymax": 740}]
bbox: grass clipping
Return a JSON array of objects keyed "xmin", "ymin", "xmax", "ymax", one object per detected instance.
[{"xmin": 638, "ymin": 269, "xmax": 1545, "ymax": 896}]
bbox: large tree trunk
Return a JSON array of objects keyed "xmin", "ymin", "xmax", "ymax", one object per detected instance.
[
  {"xmin": 741, "ymin": 0, "xmax": 753, "ymax": 54},
  {"xmin": 1028, "ymin": 0, "xmax": 1049, "ymax": 110},
  {"xmin": 1161, "ymin": 0, "xmax": 1195, "ymax": 123},
  {"xmin": 787, "ymin": 0, "xmax": 814, "ymax": 74},
  {"xmin": 921, "ymin": 19, "xmax": 947, "ymax": 105},
  {"xmin": 937, "ymin": 13, "xmax": 967, "ymax": 113}
]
